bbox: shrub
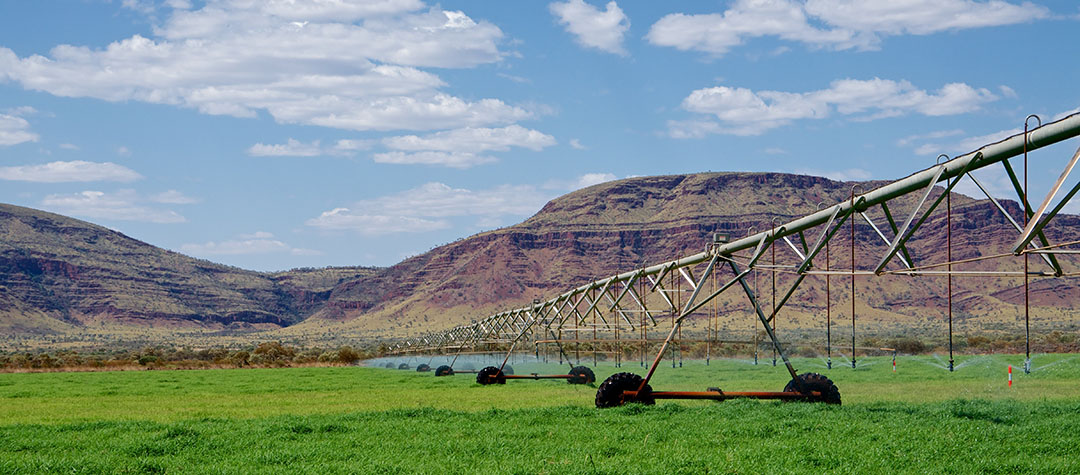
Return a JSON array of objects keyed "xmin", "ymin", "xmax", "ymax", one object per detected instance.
[
  {"xmin": 231, "ymin": 351, "xmax": 250, "ymax": 367},
  {"xmin": 247, "ymin": 342, "xmax": 303, "ymax": 367},
  {"xmin": 293, "ymin": 348, "xmax": 322, "ymax": 364},
  {"xmin": 336, "ymin": 346, "xmax": 360, "ymax": 364},
  {"xmin": 885, "ymin": 337, "xmax": 927, "ymax": 355},
  {"xmin": 967, "ymin": 336, "xmax": 991, "ymax": 349}
]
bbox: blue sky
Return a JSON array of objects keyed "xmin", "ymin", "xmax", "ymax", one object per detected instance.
[{"xmin": 1, "ymin": 0, "xmax": 1078, "ymax": 271}]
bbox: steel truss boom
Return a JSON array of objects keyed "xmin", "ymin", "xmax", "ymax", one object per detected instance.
[{"xmin": 389, "ymin": 113, "xmax": 1080, "ymax": 359}]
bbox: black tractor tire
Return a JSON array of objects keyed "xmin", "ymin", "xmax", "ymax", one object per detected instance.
[
  {"xmin": 595, "ymin": 372, "xmax": 654, "ymax": 408},
  {"xmin": 784, "ymin": 372, "xmax": 841, "ymax": 405},
  {"xmin": 434, "ymin": 365, "xmax": 454, "ymax": 377},
  {"xmin": 568, "ymin": 366, "xmax": 596, "ymax": 385},
  {"xmin": 398, "ymin": 363, "xmax": 410, "ymax": 370},
  {"xmin": 416, "ymin": 364, "xmax": 431, "ymax": 372},
  {"xmin": 384, "ymin": 362, "xmax": 394, "ymax": 369},
  {"xmin": 502, "ymin": 365, "xmax": 514, "ymax": 375},
  {"xmin": 476, "ymin": 366, "xmax": 506, "ymax": 385}
]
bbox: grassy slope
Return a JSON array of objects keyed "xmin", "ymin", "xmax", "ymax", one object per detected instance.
[{"xmin": 1, "ymin": 354, "xmax": 1078, "ymax": 473}]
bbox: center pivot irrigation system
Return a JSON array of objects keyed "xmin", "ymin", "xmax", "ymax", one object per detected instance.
[{"xmin": 389, "ymin": 113, "xmax": 1080, "ymax": 408}]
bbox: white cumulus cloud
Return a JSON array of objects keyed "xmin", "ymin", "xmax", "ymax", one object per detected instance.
[
  {"xmin": 165, "ymin": 0, "xmax": 193, "ymax": 9},
  {"xmin": 150, "ymin": 189, "xmax": 200, "ymax": 204},
  {"xmin": 804, "ymin": 0, "xmax": 1049, "ymax": 37},
  {"xmin": 180, "ymin": 231, "xmax": 320, "ymax": 256},
  {"xmin": 0, "ymin": 1, "xmax": 530, "ymax": 133},
  {"xmin": 377, "ymin": 125, "xmax": 556, "ymax": 168},
  {"xmin": 549, "ymin": 0, "xmax": 631, "ymax": 56},
  {"xmin": 574, "ymin": 172, "xmax": 617, "ymax": 188},
  {"xmin": 372, "ymin": 151, "xmax": 498, "ymax": 168},
  {"xmin": 307, "ymin": 182, "xmax": 552, "ymax": 235},
  {"xmin": 0, "ymin": 160, "xmax": 142, "ymax": 183},
  {"xmin": 248, "ymin": 138, "xmax": 323, "ymax": 157},
  {"xmin": 333, "ymin": 139, "xmax": 372, "ymax": 152},
  {"xmin": 121, "ymin": 0, "xmax": 156, "ymax": 15},
  {"xmin": 543, "ymin": 172, "xmax": 619, "ymax": 190},
  {"xmin": 383, "ymin": 125, "xmax": 556, "ymax": 153},
  {"xmin": 896, "ymin": 129, "xmax": 965, "ymax": 148},
  {"xmin": 647, "ymin": 0, "xmax": 1050, "ymax": 57},
  {"xmin": 41, "ymin": 190, "xmax": 186, "ymax": 223},
  {"xmin": 0, "ymin": 113, "xmax": 39, "ymax": 146},
  {"xmin": 306, "ymin": 208, "xmax": 452, "ymax": 235},
  {"xmin": 672, "ymin": 78, "xmax": 997, "ymax": 137},
  {"xmin": 247, "ymin": 138, "xmax": 374, "ymax": 156}
]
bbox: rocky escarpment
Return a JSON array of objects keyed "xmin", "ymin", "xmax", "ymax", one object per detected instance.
[{"xmin": 0, "ymin": 204, "xmax": 377, "ymax": 333}]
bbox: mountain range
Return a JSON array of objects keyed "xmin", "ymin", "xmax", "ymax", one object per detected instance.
[{"xmin": 2, "ymin": 172, "xmax": 1078, "ymax": 350}]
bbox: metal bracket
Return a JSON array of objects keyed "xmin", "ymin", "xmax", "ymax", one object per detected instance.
[{"xmin": 1012, "ymin": 144, "xmax": 1080, "ymax": 257}]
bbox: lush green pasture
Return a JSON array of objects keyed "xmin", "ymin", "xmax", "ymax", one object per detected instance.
[{"xmin": 1, "ymin": 354, "xmax": 1079, "ymax": 473}]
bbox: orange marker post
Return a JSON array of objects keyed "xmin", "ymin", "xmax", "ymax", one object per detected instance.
[{"xmin": 1008, "ymin": 365, "xmax": 1013, "ymax": 387}]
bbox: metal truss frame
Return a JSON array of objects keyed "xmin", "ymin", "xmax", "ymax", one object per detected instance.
[{"xmin": 389, "ymin": 113, "xmax": 1080, "ymax": 387}]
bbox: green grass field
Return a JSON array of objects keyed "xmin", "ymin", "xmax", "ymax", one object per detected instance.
[{"xmin": 1, "ymin": 354, "xmax": 1079, "ymax": 473}]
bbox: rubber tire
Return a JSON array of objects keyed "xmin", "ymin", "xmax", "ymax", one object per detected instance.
[
  {"xmin": 568, "ymin": 366, "xmax": 596, "ymax": 385},
  {"xmin": 384, "ymin": 362, "xmax": 394, "ymax": 369},
  {"xmin": 595, "ymin": 372, "xmax": 654, "ymax": 408},
  {"xmin": 434, "ymin": 365, "xmax": 454, "ymax": 377},
  {"xmin": 502, "ymin": 365, "xmax": 514, "ymax": 375},
  {"xmin": 784, "ymin": 372, "xmax": 841, "ymax": 405},
  {"xmin": 476, "ymin": 366, "xmax": 506, "ymax": 385},
  {"xmin": 397, "ymin": 363, "xmax": 410, "ymax": 370},
  {"xmin": 416, "ymin": 364, "xmax": 431, "ymax": 372}
]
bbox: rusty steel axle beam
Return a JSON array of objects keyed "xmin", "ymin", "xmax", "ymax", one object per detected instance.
[
  {"xmin": 505, "ymin": 374, "xmax": 577, "ymax": 380},
  {"xmin": 641, "ymin": 390, "xmax": 819, "ymax": 401}
]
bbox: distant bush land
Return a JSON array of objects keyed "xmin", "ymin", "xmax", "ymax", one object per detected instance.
[{"xmin": 0, "ymin": 341, "xmax": 375, "ymax": 372}]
